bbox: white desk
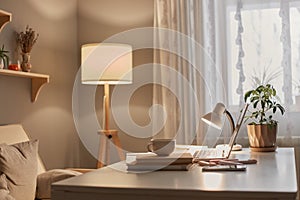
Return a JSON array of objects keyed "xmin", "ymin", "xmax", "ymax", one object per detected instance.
[{"xmin": 52, "ymin": 148, "xmax": 298, "ymax": 200}]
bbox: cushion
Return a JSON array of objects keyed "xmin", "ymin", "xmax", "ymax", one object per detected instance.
[
  {"xmin": 0, "ymin": 174, "xmax": 15, "ymax": 200},
  {"xmin": 0, "ymin": 124, "xmax": 46, "ymax": 175},
  {"xmin": 0, "ymin": 140, "xmax": 38, "ymax": 200},
  {"xmin": 36, "ymin": 169, "xmax": 82, "ymax": 199}
]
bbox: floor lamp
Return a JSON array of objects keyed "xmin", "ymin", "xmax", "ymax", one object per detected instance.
[{"xmin": 81, "ymin": 43, "xmax": 132, "ymax": 168}]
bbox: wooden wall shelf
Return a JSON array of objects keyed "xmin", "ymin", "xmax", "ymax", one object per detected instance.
[
  {"xmin": 0, "ymin": 69, "xmax": 50, "ymax": 102},
  {"xmin": 0, "ymin": 9, "xmax": 12, "ymax": 32},
  {"xmin": 0, "ymin": 9, "xmax": 49, "ymax": 102}
]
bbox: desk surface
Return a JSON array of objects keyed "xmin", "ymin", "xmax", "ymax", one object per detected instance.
[{"xmin": 52, "ymin": 148, "xmax": 298, "ymax": 200}]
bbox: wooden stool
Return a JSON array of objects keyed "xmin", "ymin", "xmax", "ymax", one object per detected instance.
[{"xmin": 97, "ymin": 130, "xmax": 125, "ymax": 168}]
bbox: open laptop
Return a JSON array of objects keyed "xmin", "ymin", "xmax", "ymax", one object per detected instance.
[{"xmin": 194, "ymin": 103, "xmax": 249, "ymax": 160}]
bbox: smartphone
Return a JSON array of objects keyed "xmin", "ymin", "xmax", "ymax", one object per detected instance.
[{"xmin": 202, "ymin": 165, "xmax": 246, "ymax": 172}]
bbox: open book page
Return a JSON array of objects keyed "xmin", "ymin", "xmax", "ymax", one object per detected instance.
[{"xmin": 126, "ymin": 145, "xmax": 208, "ymax": 165}]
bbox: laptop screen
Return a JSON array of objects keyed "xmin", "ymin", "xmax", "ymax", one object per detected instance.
[{"xmin": 227, "ymin": 104, "xmax": 249, "ymax": 155}]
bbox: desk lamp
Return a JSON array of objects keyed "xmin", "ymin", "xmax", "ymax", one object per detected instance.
[
  {"xmin": 202, "ymin": 103, "xmax": 242, "ymax": 151},
  {"xmin": 81, "ymin": 43, "xmax": 132, "ymax": 168}
]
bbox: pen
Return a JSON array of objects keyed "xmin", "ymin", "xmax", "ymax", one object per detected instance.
[{"xmin": 198, "ymin": 161, "xmax": 217, "ymax": 166}]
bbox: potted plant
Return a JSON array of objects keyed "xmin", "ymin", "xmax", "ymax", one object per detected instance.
[
  {"xmin": 0, "ymin": 45, "xmax": 9, "ymax": 69},
  {"xmin": 244, "ymin": 84, "xmax": 285, "ymax": 151}
]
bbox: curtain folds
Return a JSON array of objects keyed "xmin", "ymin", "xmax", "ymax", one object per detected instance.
[
  {"xmin": 154, "ymin": 0, "xmax": 202, "ymax": 144},
  {"xmin": 153, "ymin": 0, "xmax": 225, "ymax": 145}
]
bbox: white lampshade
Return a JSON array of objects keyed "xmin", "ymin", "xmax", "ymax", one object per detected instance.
[
  {"xmin": 81, "ymin": 43, "xmax": 132, "ymax": 85},
  {"xmin": 201, "ymin": 103, "xmax": 226, "ymax": 130}
]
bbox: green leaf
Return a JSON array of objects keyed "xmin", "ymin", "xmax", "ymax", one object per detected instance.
[
  {"xmin": 244, "ymin": 90, "xmax": 253, "ymax": 102},
  {"xmin": 277, "ymin": 104, "xmax": 285, "ymax": 115},
  {"xmin": 261, "ymin": 101, "xmax": 265, "ymax": 109},
  {"xmin": 250, "ymin": 96, "xmax": 259, "ymax": 102},
  {"xmin": 272, "ymin": 88, "xmax": 276, "ymax": 96},
  {"xmin": 253, "ymin": 101, "xmax": 258, "ymax": 108},
  {"xmin": 273, "ymin": 107, "xmax": 277, "ymax": 114},
  {"xmin": 266, "ymin": 100, "xmax": 271, "ymax": 108}
]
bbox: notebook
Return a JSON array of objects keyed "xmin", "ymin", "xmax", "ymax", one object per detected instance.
[
  {"xmin": 194, "ymin": 104, "xmax": 249, "ymax": 160},
  {"xmin": 126, "ymin": 152, "xmax": 193, "ymax": 171},
  {"xmin": 131, "ymin": 152, "xmax": 193, "ymax": 165}
]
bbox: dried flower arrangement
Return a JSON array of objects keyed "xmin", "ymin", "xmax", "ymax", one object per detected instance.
[
  {"xmin": 16, "ymin": 26, "xmax": 39, "ymax": 72},
  {"xmin": 17, "ymin": 25, "xmax": 39, "ymax": 53}
]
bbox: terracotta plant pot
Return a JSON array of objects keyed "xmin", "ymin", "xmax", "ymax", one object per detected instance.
[{"xmin": 247, "ymin": 124, "xmax": 277, "ymax": 148}]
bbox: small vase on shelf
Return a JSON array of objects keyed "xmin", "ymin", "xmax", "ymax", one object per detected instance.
[{"xmin": 21, "ymin": 52, "xmax": 32, "ymax": 72}]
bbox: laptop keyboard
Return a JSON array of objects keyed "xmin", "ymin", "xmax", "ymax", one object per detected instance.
[{"xmin": 194, "ymin": 148, "xmax": 225, "ymax": 159}]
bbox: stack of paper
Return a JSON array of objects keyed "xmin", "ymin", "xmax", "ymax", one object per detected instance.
[{"xmin": 126, "ymin": 152, "xmax": 193, "ymax": 171}]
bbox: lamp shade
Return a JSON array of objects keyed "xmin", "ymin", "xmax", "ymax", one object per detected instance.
[
  {"xmin": 81, "ymin": 43, "xmax": 132, "ymax": 85},
  {"xmin": 201, "ymin": 103, "xmax": 226, "ymax": 130}
]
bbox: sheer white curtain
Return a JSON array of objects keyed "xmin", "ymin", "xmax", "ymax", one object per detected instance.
[{"xmin": 153, "ymin": 0, "xmax": 226, "ymax": 145}]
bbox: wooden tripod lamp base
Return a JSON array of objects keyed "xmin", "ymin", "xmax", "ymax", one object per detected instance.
[{"xmin": 97, "ymin": 129, "xmax": 125, "ymax": 168}]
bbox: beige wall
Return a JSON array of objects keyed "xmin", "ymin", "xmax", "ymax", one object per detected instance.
[
  {"xmin": 0, "ymin": 0, "xmax": 89, "ymax": 169},
  {"xmin": 0, "ymin": 0, "xmax": 154, "ymax": 168}
]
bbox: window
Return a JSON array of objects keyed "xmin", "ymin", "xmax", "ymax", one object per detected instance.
[{"xmin": 226, "ymin": 3, "xmax": 300, "ymax": 106}]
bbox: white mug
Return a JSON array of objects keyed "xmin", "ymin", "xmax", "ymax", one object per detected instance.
[{"xmin": 147, "ymin": 139, "xmax": 175, "ymax": 156}]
